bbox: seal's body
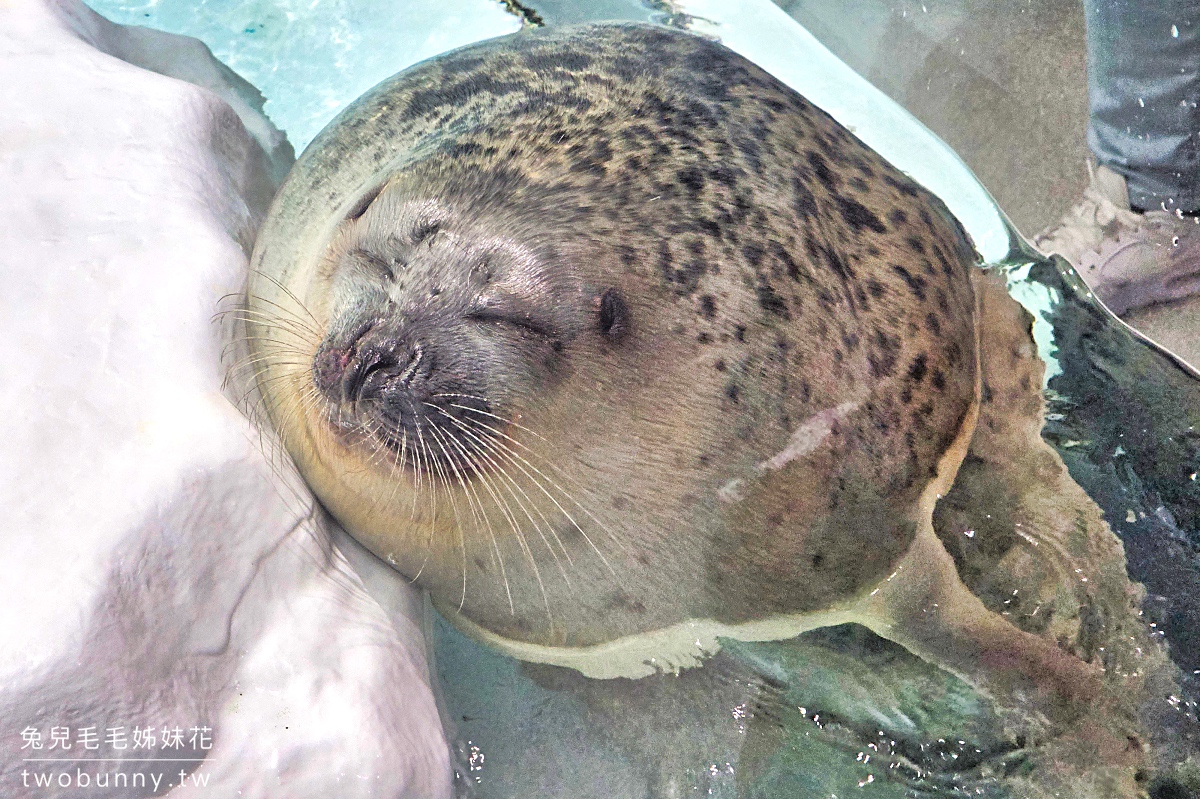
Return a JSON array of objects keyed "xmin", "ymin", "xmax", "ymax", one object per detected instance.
[{"xmin": 247, "ymin": 24, "xmax": 1118, "ymax": 717}]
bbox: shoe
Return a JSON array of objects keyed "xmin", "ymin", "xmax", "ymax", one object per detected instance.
[{"xmin": 1033, "ymin": 163, "xmax": 1200, "ymax": 316}]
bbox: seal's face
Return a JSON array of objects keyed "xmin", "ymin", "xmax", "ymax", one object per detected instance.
[
  {"xmin": 297, "ymin": 175, "xmax": 759, "ymax": 647},
  {"xmin": 310, "ymin": 186, "xmax": 609, "ymax": 479}
]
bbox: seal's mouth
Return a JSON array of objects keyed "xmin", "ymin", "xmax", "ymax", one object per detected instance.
[{"xmin": 311, "ymin": 322, "xmax": 497, "ymax": 475}]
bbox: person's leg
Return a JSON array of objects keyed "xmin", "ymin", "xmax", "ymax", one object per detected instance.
[
  {"xmin": 1035, "ymin": 2, "xmax": 1200, "ymax": 316},
  {"xmin": 1086, "ymin": 1, "xmax": 1200, "ymax": 214}
]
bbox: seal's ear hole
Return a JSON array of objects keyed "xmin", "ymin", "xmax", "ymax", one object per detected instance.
[
  {"xmin": 345, "ymin": 183, "xmax": 386, "ymax": 222},
  {"xmin": 598, "ymin": 288, "xmax": 628, "ymax": 338}
]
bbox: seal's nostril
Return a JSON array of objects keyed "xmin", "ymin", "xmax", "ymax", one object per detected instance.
[
  {"xmin": 395, "ymin": 343, "xmax": 424, "ymax": 386},
  {"xmin": 341, "ymin": 345, "xmax": 386, "ymax": 401},
  {"xmin": 339, "ymin": 340, "xmax": 430, "ymax": 402}
]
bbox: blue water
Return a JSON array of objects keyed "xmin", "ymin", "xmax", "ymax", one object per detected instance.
[{"xmin": 87, "ymin": 0, "xmax": 520, "ymax": 152}]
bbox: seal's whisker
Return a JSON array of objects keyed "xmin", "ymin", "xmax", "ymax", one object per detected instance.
[
  {"xmin": 226, "ymin": 326, "xmax": 318, "ymax": 358},
  {"xmin": 414, "ymin": 425, "xmax": 457, "ymax": 600},
  {"xmin": 239, "ymin": 302, "xmax": 321, "ymax": 346},
  {"xmin": 248, "ymin": 269, "xmax": 321, "ymax": 325},
  {"xmin": 434, "ymin": 411, "xmax": 575, "ymax": 594},
  {"xmin": 445, "ymin": 407, "xmax": 623, "ymax": 581},
  {"xmin": 447, "ymin": 404, "xmax": 630, "ymax": 565},
  {"xmin": 433, "ymin": 406, "xmax": 575, "ymax": 574},
  {"xmin": 258, "ymin": 373, "xmax": 319, "ymax": 475},
  {"xmin": 410, "ymin": 407, "xmax": 430, "ymax": 523},
  {"xmin": 285, "ymin": 379, "xmax": 321, "ymax": 417},
  {"xmin": 227, "ymin": 354, "xmax": 309, "ymax": 378},
  {"xmin": 435, "ymin": 393, "xmax": 551, "ymax": 444},
  {"xmin": 359, "ymin": 419, "xmax": 399, "ymax": 486},
  {"xmin": 242, "ymin": 367, "xmax": 304, "ymax": 423},
  {"xmin": 457, "ymin": 429, "xmax": 580, "ymax": 590},
  {"xmin": 427, "ymin": 422, "xmax": 519, "ymax": 615},
  {"xmin": 376, "ymin": 422, "xmax": 411, "ymax": 519},
  {"xmin": 224, "ymin": 344, "xmax": 312, "ymax": 381},
  {"xmin": 422, "ymin": 423, "xmax": 479, "ymax": 614},
  {"xmin": 426, "ymin": 423, "xmax": 516, "ymax": 613},
  {"xmin": 446, "ymin": 399, "xmax": 635, "ymax": 542},
  {"xmin": 223, "ymin": 301, "xmax": 316, "ymax": 326},
  {"xmin": 222, "ymin": 306, "xmax": 321, "ymax": 338},
  {"xmin": 406, "ymin": 430, "xmax": 441, "ymax": 586},
  {"xmin": 428, "ymin": 419, "xmax": 551, "ymax": 618},
  {"xmin": 458, "ymin": 417, "xmax": 576, "ymax": 572}
]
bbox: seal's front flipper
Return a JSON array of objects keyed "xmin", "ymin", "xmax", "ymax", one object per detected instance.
[{"xmin": 858, "ymin": 516, "xmax": 1102, "ymax": 726}]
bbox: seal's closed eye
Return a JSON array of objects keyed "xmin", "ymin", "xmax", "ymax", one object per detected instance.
[{"xmin": 345, "ymin": 183, "xmax": 386, "ymax": 222}]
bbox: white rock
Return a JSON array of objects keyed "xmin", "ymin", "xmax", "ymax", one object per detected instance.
[{"xmin": 0, "ymin": 1, "xmax": 449, "ymax": 796}]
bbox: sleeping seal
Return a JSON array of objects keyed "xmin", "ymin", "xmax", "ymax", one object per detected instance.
[{"xmin": 245, "ymin": 24, "xmax": 1143, "ymax": 738}]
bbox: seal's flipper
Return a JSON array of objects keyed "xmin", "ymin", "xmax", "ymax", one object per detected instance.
[{"xmin": 852, "ymin": 271, "xmax": 1104, "ymax": 724}]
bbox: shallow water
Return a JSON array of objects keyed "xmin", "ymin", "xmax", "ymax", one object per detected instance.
[{"xmin": 84, "ymin": 0, "xmax": 1200, "ymax": 794}]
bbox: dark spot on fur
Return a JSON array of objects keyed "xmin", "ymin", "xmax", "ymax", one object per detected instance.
[
  {"xmin": 700, "ymin": 294, "xmax": 717, "ymax": 319},
  {"xmin": 806, "ymin": 151, "xmax": 837, "ymax": 190},
  {"xmin": 908, "ymin": 354, "xmax": 928, "ymax": 382},
  {"xmin": 726, "ymin": 383, "xmax": 741, "ymax": 403},
  {"xmin": 677, "ymin": 166, "xmax": 705, "ymax": 197},
  {"xmin": 756, "ymin": 280, "xmax": 791, "ymax": 319},
  {"xmin": 931, "ymin": 369, "xmax": 946, "ymax": 391},
  {"xmin": 837, "ymin": 198, "xmax": 886, "ymax": 234},
  {"xmin": 906, "ymin": 236, "xmax": 926, "ymax": 254},
  {"xmin": 888, "ymin": 208, "xmax": 908, "ymax": 226},
  {"xmin": 735, "ymin": 325, "xmax": 746, "ymax": 342},
  {"xmin": 697, "ymin": 332, "xmax": 712, "ymax": 343},
  {"xmin": 791, "ymin": 176, "xmax": 818, "ymax": 219},
  {"xmin": 884, "ymin": 173, "xmax": 919, "ymax": 198},
  {"xmin": 946, "ymin": 341, "xmax": 962, "ymax": 366},
  {"xmin": 742, "ymin": 242, "xmax": 764, "ymax": 267},
  {"xmin": 891, "ymin": 264, "xmax": 926, "ymax": 301},
  {"xmin": 445, "ymin": 141, "xmax": 482, "ymax": 158},
  {"xmin": 868, "ymin": 329, "xmax": 900, "ymax": 378},
  {"xmin": 715, "ymin": 358, "xmax": 727, "ymax": 372},
  {"xmin": 523, "ymin": 49, "xmax": 592, "ymax": 73},
  {"xmin": 770, "ymin": 241, "xmax": 808, "ymax": 284}
]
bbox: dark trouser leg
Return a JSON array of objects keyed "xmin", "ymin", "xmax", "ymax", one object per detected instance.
[{"xmin": 1086, "ymin": 0, "xmax": 1200, "ymax": 212}]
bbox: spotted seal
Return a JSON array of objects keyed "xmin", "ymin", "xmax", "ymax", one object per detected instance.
[{"xmin": 246, "ymin": 22, "xmax": 1117, "ymax": 719}]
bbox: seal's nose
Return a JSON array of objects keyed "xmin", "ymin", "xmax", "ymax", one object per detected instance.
[
  {"xmin": 313, "ymin": 320, "xmax": 428, "ymax": 405},
  {"xmin": 341, "ymin": 337, "xmax": 426, "ymax": 404}
]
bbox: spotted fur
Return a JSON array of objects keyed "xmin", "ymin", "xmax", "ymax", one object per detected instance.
[{"xmin": 255, "ymin": 22, "xmax": 982, "ymax": 641}]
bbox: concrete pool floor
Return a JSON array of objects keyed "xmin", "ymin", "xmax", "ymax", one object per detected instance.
[{"xmin": 777, "ymin": 0, "xmax": 1200, "ymax": 367}]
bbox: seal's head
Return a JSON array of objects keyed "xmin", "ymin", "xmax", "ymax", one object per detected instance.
[
  {"xmin": 247, "ymin": 22, "xmax": 979, "ymax": 662},
  {"xmin": 309, "ymin": 185, "xmax": 599, "ymax": 475}
]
